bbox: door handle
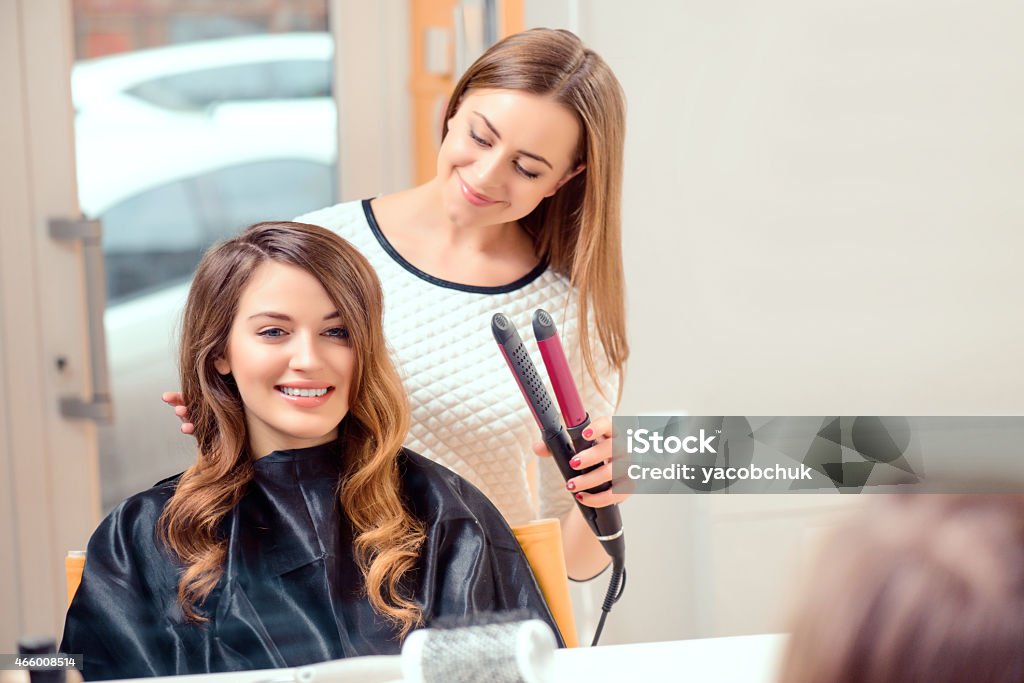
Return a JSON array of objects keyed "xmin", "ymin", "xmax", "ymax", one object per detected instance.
[{"xmin": 49, "ymin": 217, "xmax": 113, "ymax": 422}]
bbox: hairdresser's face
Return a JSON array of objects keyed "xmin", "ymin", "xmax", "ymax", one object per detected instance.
[
  {"xmin": 214, "ymin": 262, "xmax": 354, "ymax": 458},
  {"xmin": 437, "ymin": 89, "xmax": 583, "ymax": 228}
]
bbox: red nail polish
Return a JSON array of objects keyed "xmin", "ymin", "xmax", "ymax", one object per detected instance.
[
  {"xmin": 566, "ymin": 480, "xmax": 575, "ymax": 491},
  {"xmin": 582, "ymin": 428, "xmax": 593, "ymax": 439},
  {"xmin": 570, "ymin": 456, "xmax": 581, "ymax": 469},
  {"xmin": 575, "ymin": 493, "xmax": 583, "ymax": 501}
]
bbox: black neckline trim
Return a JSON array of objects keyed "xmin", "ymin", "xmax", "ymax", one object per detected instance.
[
  {"xmin": 361, "ymin": 199, "xmax": 547, "ymax": 295},
  {"xmin": 257, "ymin": 440, "xmax": 340, "ymax": 464}
]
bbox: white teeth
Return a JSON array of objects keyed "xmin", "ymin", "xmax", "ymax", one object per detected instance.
[{"xmin": 279, "ymin": 387, "xmax": 328, "ymax": 397}]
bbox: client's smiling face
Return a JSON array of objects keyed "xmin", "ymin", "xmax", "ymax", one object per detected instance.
[{"xmin": 214, "ymin": 261, "xmax": 355, "ymax": 457}]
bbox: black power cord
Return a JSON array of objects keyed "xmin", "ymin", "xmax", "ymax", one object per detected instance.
[{"xmin": 590, "ymin": 564, "xmax": 627, "ymax": 646}]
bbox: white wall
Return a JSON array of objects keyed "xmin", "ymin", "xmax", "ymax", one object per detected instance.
[
  {"xmin": 578, "ymin": 0, "xmax": 1024, "ymax": 416},
  {"xmin": 528, "ymin": 0, "xmax": 1024, "ymax": 643}
]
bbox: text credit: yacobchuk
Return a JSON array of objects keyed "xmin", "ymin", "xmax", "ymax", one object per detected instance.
[{"xmin": 623, "ymin": 428, "xmax": 812, "ymax": 484}]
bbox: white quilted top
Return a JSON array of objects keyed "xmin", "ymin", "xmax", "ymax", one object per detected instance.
[{"xmin": 296, "ymin": 200, "xmax": 617, "ymax": 526}]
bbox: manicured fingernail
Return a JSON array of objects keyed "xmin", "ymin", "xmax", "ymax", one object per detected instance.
[
  {"xmin": 570, "ymin": 456, "xmax": 581, "ymax": 469},
  {"xmin": 575, "ymin": 493, "xmax": 584, "ymax": 501},
  {"xmin": 582, "ymin": 428, "xmax": 594, "ymax": 439},
  {"xmin": 566, "ymin": 480, "xmax": 576, "ymax": 491}
]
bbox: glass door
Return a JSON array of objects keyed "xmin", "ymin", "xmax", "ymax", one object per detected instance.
[{"xmin": 69, "ymin": 1, "xmax": 338, "ymax": 510}]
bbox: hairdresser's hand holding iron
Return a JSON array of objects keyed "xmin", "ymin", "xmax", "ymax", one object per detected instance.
[
  {"xmin": 533, "ymin": 414, "xmax": 628, "ymax": 581},
  {"xmin": 533, "ymin": 414, "xmax": 628, "ymax": 508}
]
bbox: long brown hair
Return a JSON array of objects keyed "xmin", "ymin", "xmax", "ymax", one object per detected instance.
[
  {"xmin": 158, "ymin": 221, "xmax": 426, "ymax": 636},
  {"xmin": 443, "ymin": 28, "xmax": 628, "ymax": 401},
  {"xmin": 778, "ymin": 494, "xmax": 1024, "ymax": 683}
]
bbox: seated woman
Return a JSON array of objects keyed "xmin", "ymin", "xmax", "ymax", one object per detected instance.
[
  {"xmin": 777, "ymin": 493, "xmax": 1024, "ymax": 683},
  {"xmin": 61, "ymin": 222, "xmax": 557, "ymax": 680}
]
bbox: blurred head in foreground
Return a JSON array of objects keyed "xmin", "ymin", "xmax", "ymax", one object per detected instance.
[{"xmin": 778, "ymin": 494, "xmax": 1024, "ymax": 683}]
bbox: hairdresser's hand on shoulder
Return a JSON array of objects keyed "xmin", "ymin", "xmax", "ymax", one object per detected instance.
[
  {"xmin": 532, "ymin": 415, "xmax": 630, "ymax": 508},
  {"xmin": 161, "ymin": 391, "xmax": 195, "ymax": 435}
]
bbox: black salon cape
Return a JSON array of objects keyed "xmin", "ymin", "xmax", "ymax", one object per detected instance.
[{"xmin": 61, "ymin": 443, "xmax": 559, "ymax": 680}]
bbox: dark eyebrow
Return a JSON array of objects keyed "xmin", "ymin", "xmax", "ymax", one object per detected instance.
[
  {"xmin": 248, "ymin": 312, "xmax": 290, "ymax": 322},
  {"xmin": 472, "ymin": 111, "xmax": 554, "ymax": 170},
  {"xmin": 248, "ymin": 311, "xmax": 341, "ymax": 321}
]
